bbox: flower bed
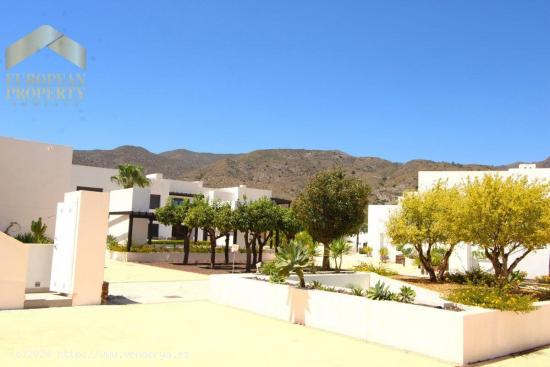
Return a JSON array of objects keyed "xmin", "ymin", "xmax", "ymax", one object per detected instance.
[{"xmin": 209, "ymin": 273, "xmax": 550, "ymax": 366}]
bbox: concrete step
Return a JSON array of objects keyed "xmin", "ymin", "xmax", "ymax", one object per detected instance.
[{"xmin": 24, "ymin": 292, "xmax": 72, "ymax": 309}]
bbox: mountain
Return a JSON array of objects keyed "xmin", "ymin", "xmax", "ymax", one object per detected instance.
[{"xmin": 73, "ymin": 146, "xmax": 548, "ymax": 204}]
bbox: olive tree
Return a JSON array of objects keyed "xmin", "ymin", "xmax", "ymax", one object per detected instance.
[
  {"xmin": 461, "ymin": 175, "xmax": 550, "ymax": 281},
  {"xmin": 293, "ymin": 169, "xmax": 370, "ymax": 270},
  {"xmin": 155, "ymin": 198, "xmax": 193, "ymax": 264},
  {"xmin": 386, "ymin": 183, "xmax": 463, "ymax": 282}
]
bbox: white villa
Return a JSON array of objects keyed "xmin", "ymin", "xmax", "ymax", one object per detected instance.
[
  {"xmin": 0, "ymin": 136, "xmax": 285, "ymax": 248},
  {"xmin": 367, "ymin": 163, "xmax": 550, "ymax": 278}
]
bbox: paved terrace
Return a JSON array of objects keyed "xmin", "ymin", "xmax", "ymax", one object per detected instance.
[{"xmin": 0, "ymin": 260, "xmax": 548, "ymax": 367}]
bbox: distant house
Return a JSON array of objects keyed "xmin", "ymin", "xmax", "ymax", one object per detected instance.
[
  {"xmin": 0, "ymin": 136, "xmax": 277, "ymax": 248},
  {"xmin": 367, "ymin": 164, "xmax": 550, "ymax": 278}
]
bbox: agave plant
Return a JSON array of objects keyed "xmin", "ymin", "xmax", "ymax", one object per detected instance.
[
  {"xmin": 396, "ymin": 286, "xmax": 416, "ymax": 303},
  {"xmin": 348, "ymin": 284, "xmax": 365, "ymax": 297},
  {"xmin": 274, "ymin": 241, "xmax": 311, "ymax": 288},
  {"xmin": 366, "ymin": 280, "xmax": 394, "ymax": 301}
]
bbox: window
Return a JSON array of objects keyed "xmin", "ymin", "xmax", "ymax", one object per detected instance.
[
  {"xmin": 149, "ymin": 194, "xmax": 161, "ymax": 209},
  {"xmin": 172, "ymin": 197, "xmax": 183, "ymax": 205},
  {"xmin": 76, "ymin": 186, "xmax": 103, "ymax": 192}
]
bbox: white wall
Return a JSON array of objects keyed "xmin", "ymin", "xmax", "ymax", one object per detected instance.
[
  {"xmin": 0, "ymin": 232, "xmax": 28, "ymax": 310},
  {"xmin": 70, "ymin": 164, "xmax": 119, "ymax": 192},
  {"xmin": 418, "ymin": 166, "xmax": 550, "ymax": 192},
  {"xmin": 0, "ymin": 136, "xmax": 73, "ymax": 237},
  {"xmin": 366, "ymin": 205, "xmax": 398, "ymax": 260},
  {"xmin": 69, "ymin": 191, "xmax": 110, "ymax": 306},
  {"xmin": 26, "ymin": 244, "xmax": 53, "ymax": 290},
  {"xmin": 210, "ymin": 274, "xmax": 550, "ymax": 366}
]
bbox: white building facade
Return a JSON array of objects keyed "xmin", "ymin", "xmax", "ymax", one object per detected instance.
[
  {"xmin": 367, "ymin": 164, "xmax": 550, "ymax": 278},
  {"xmin": 0, "ymin": 136, "xmax": 276, "ymax": 248}
]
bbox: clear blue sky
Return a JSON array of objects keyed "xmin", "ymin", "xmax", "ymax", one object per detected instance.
[{"xmin": 0, "ymin": 1, "xmax": 548, "ymax": 165}]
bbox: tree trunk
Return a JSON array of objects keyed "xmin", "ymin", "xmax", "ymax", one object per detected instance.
[
  {"xmin": 208, "ymin": 229, "xmax": 216, "ymax": 269},
  {"xmin": 224, "ymin": 234, "xmax": 230, "ymax": 265},
  {"xmin": 485, "ymin": 248, "xmax": 505, "ymax": 280},
  {"xmin": 251, "ymin": 236, "xmax": 258, "ymax": 268},
  {"xmin": 257, "ymin": 232, "xmax": 272, "ymax": 263},
  {"xmin": 416, "ymin": 246, "xmax": 437, "ymax": 282},
  {"xmin": 182, "ymin": 227, "xmax": 191, "ymax": 265},
  {"xmin": 322, "ymin": 243, "xmax": 330, "ymax": 271},
  {"xmin": 275, "ymin": 230, "xmax": 280, "ymax": 254},
  {"xmin": 436, "ymin": 245, "xmax": 455, "ymax": 281},
  {"xmin": 244, "ymin": 231, "xmax": 252, "ymax": 272}
]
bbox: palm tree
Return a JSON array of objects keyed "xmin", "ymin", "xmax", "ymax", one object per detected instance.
[{"xmin": 110, "ymin": 164, "xmax": 150, "ymax": 189}]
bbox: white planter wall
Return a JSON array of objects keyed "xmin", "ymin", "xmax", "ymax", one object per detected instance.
[{"xmin": 209, "ymin": 274, "xmax": 550, "ymax": 366}]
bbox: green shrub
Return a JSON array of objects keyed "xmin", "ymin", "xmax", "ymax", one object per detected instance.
[
  {"xmin": 354, "ymin": 262, "xmax": 397, "ymax": 276},
  {"xmin": 446, "ymin": 268, "xmax": 526, "ymax": 288},
  {"xmin": 379, "ymin": 247, "xmax": 389, "ymax": 262},
  {"xmin": 535, "ymin": 275, "xmax": 550, "ymax": 284},
  {"xmin": 107, "ymin": 243, "xmax": 127, "ymax": 252},
  {"xmin": 359, "ymin": 245, "xmax": 373, "ymax": 256},
  {"xmin": 14, "ymin": 232, "xmax": 36, "ymax": 243},
  {"xmin": 445, "ymin": 286, "xmax": 535, "ymax": 313},
  {"xmin": 14, "ymin": 218, "xmax": 52, "ymax": 244},
  {"xmin": 259, "ymin": 261, "xmax": 278, "ymax": 276},
  {"xmin": 446, "ymin": 268, "xmax": 495, "ymax": 286},
  {"xmin": 107, "ymin": 235, "xmax": 119, "ymax": 246},
  {"xmin": 151, "ymin": 239, "xmax": 184, "ymax": 245}
]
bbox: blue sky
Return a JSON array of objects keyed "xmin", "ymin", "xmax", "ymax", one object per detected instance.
[{"xmin": 0, "ymin": 1, "xmax": 548, "ymax": 165}]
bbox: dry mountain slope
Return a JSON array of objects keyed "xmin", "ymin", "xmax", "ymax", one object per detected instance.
[
  {"xmin": 181, "ymin": 150, "xmax": 492, "ymax": 203},
  {"xmin": 73, "ymin": 146, "xmax": 530, "ymax": 204},
  {"xmin": 73, "ymin": 146, "xmax": 231, "ymax": 179}
]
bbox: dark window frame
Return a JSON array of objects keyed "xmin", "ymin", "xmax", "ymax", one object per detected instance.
[
  {"xmin": 149, "ymin": 194, "xmax": 161, "ymax": 209},
  {"xmin": 76, "ymin": 186, "xmax": 103, "ymax": 192}
]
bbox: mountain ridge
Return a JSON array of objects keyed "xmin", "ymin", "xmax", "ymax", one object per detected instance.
[{"xmin": 72, "ymin": 146, "xmax": 548, "ymax": 204}]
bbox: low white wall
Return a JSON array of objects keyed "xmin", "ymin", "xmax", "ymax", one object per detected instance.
[
  {"xmin": 209, "ymin": 274, "xmax": 550, "ymax": 366},
  {"xmin": 106, "ymin": 250, "xmax": 275, "ymax": 264},
  {"xmin": 26, "ymin": 244, "xmax": 53, "ymax": 290},
  {"xmin": 463, "ymin": 302, "xmax": 550, "ymax": 364},
  {"xmin": 0, "ymin": 232, "xmax": 28, "ymax": 310}
]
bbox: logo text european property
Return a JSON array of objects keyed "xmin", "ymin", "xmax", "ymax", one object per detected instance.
[{"xmin": 5, "ymin": 25, "xmax": 86, "ymax": 106}]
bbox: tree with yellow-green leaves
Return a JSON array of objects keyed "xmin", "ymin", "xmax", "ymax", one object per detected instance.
[
  {"xmin": 461, "ymin": 175, "xmax": 550, "ymax": 281},
  {"xmin": 386, "ymin": 183, "xmax": 463, "ymax": 282}
]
